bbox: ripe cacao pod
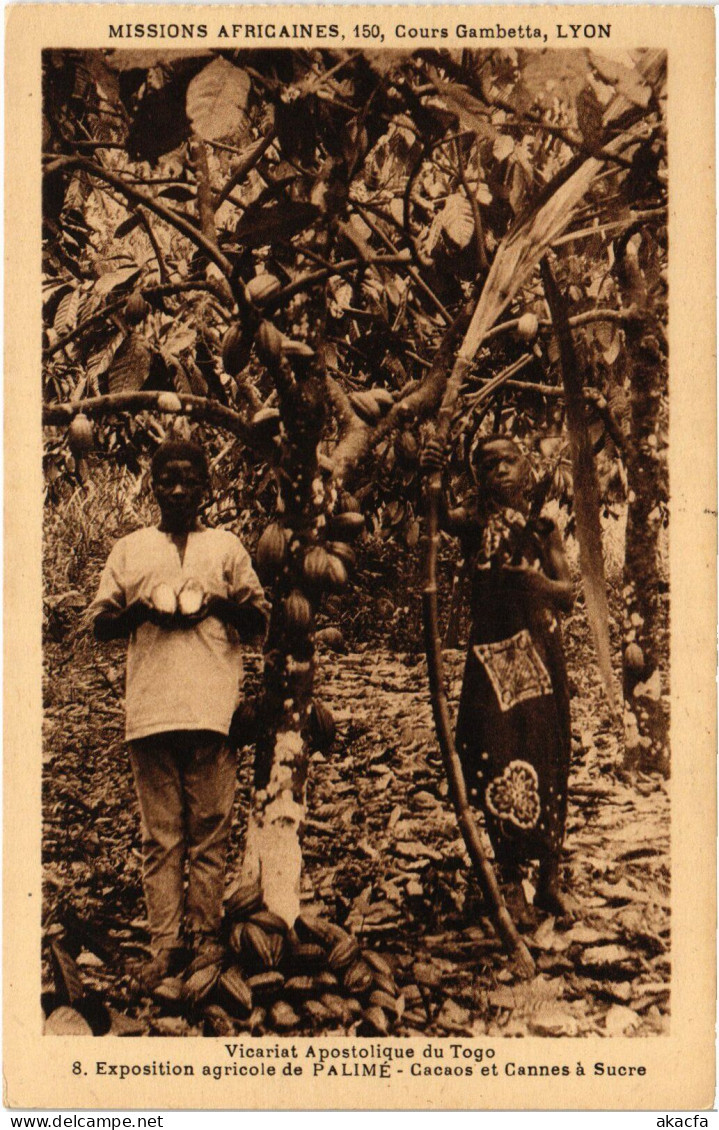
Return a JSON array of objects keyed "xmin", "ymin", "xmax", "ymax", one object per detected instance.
[
  {"xmin": 284, "ymin": 590, "xmax": 312, "ymax": 634},
  {"xmin": 256, "ymin": 320, "xmax": 284, "ymax": 367},
  {"xmin": 242, "ymin": 923, "xmax": 275, "ymax": 971},
  {"xmin": 247, "ymin": 274, "xmax": 281, "ymax": 302},
  {"xmin": 150, "ymin": 583, "xmax": 177, "ymax": 616},
  {"xmin": 249, "ymin": 909, "xmax": 288, "ymax": 935},
  {"xmin": 269, "ymin": 1000, "xmax": 299, "ymax": 1030},
  {"xmin": 309, "ymin": 700, "xmax": 336, "ymax": 752},
  {"xmin": 349, "ymin": 390, "xmax": 382, "ymax": 424},
  {"xmin": 303, "ymin": 545, "xmax": 330, "ymax": 589},
  {"xmin": 329, "ymin": 512, "xmax": 364, "ymax": 541},
  {"xmin": 203, "ymin": 1004, "xmax": 236, "ymax": 1037},
  {"xmin": 343, "ymin": 959, "xmax": 373, "ymax": 994},
  {"xmin": 326, "ymin": 541, "xmax": 356, "ymax": 569},
  {"xmin": 371, "ymin": 972, "xmax": 398, "ymax": 998},
  {"xmin": 182, "ymin": 962, "xmax": 221, "ymax": 1007},
  {"xmin": 218, "ymin": 967, "xmax": 253, "ymax": 1016},
  {"xmin": 314, "ymin": 627, "xmax": 346, "ymax": 654},
  {"xmin": 363, "ymin": 951, "xmax": 394, "ymax": 979},
  {"xmin": 157, "ymin": 391, "xmax": 182, "ymax": 413},
  {"xmin": 221, "ymin": 324, "xmax": 252, "ymax": 377},
  {"xmin": 369, "ymin": 989, "xmax": 400, "ymax": 1017},
  {"xmin": 517, "ymin": 311, "xmax": 539, "ymax": 342},
  {"xmin": 360, "ymin": 1005, "xmax": 389, "ymax": 1035},
  {"xmin": 294, "ymin": 914, "xmax": 344, "ymax": 947},
  {"xmin": 283, "ymin": 975, "xmax": 315, "ymax": 1000},
  {"xmin": 184, "ymin": 942, "xmax": 225, "ymax": 978},
  {"xmin": 328, "ymin": 936, "xmax": 360, "ymax": 972},
  {"xmin": 314, "ymin": 970, "xmax": 339, "ymax": 990},
  {"xmin": 624, "ymin": 642, "xmax": 645, "ymax": 672},
  {"xmin": 320, "ymin": 993, "xmax": 348, "ymax": 1022},
  {"xmin": 68, "ymin": 413, "xmax": 94, "ymax": 457},
  {"xmin": 325, "ymin": 554, "xmax": 348, "ymax": 591},
  {"xmin": 256, "ymin": 523, "xmax": 287, "ymax": 580},
  {"xmin": 177, "ymin": 578, "xmax": 204, "ymax": 616},
  {"xmin": 246, "ymin": 971, "xmax": 284, "ymax": 1000},
  {"xmin": 125, "ymin": 293, "xmax": 150, "ymax": 325},
  {"xmin": 224, "ymin": 877, "xmax": 263, "ymax": 920}
]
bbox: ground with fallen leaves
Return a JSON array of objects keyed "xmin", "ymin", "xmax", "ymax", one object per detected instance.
[{"xmin": 42, "ymin": 602, "xmax": 669, "ymax": 1038}]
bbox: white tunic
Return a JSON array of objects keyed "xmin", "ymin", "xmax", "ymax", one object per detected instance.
[{"xmin": 89, "ymin": 526, "xmax": 268, "ymax": 741}]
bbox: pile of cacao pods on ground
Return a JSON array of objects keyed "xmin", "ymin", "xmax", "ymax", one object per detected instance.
[{"xmin": 149, "ymin": 879, "xmax": 404, "ymax": 1036}]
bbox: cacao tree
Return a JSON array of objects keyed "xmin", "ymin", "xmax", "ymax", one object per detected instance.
[{"xmin": 42, "ymin": 46, "xmax": 668, "ymax": 936}]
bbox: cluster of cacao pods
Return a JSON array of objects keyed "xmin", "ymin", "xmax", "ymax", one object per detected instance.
[{"xmin": 149, "ymin": 878, "xmax": 404, "ymax": 1036}]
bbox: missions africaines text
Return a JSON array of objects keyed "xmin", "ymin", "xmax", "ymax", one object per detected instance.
[{"xmin": 107, "ymin": 22, "xmax": 560, "ymax": 40}]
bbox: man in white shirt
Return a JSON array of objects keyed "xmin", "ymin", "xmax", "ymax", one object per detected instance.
[{"xmin": 90, "ymin": 438, "xmax": 269, "ymax": 992}]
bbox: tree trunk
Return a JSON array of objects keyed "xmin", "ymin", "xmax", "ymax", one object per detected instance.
[
  {"xmin": 616, "ymin": 238, "xmax": 669, "ymax": 771},
  {"xmin": 241, "ymin": 335, "xmax": 329, "ymax": 923}
]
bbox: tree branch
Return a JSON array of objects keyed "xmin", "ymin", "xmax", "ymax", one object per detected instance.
[
  {"xmin": 138, "ymin": 209, "xmax": 169, "ymax": 285},
  {"xmin": 188, "ymin": 132, "xmax": 216, "ymax": 245},
  {"xmin": 43, "ymin": 391, "xmax": 252, "ymax": 442}
]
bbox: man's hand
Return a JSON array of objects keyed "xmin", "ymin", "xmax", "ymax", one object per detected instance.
[
  {"xmin": 420, "ymin": 438, "xmax": 445, "ymax": 475},
  {"xmin": 94, "ymin": 598, "xmax": 155, "ymax": 641}
]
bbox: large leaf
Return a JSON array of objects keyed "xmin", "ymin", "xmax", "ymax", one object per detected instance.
[
  {"xmin": 94, "ymin": 266, "xmax": 142, "ymax": 298},
  {"xmin": 54, "ymin": 289, "xmax": 80, "ymax": 336},
  {"xmin": 186, "ymin": 58, "xmax": 250, "ymax": 142},
  {"xmin": 106, "ymin": 332, "xmax": 152, "ymax": 394},
  {"xmin": 235, "ymin": 200, "xmax": 320, "ymax": 249},
  {"xmin": 541, "ymin": 259, "xmax": 616, "ymax": 709},
  {"xmin": 85, "ymin": 331, "xmax": 124, "ymax": 393}
]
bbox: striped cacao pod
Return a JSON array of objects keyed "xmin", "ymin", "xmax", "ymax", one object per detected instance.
[
  {"xmin": 218, "ymin": 967, "xmax": 253, "ymax": 1016},
  {"xmin": 221, "ymin": 324, "xmax": 252, "ymax": 377},
  {"xmin": 256, "ymin": 523, "xmax": 287, "ymax": 580},
  {"xmin": 325, "ymin": 554, "xmax": 348, "ymax": 591},
  {"xmin": 343, "ymin": 959, "xmax": 373, "ymax": 994},
  {"xmin": 284, "ymin": 590, "xmax": 312, "ymax": 634},
  {"xmin": 246, "ymin": 971, "xmax": 284, "ymax": 1001},
  {"xmin": 224, "ymin": 877, "xmax": 263, "ymax": 920},
  {"xmin": 328, "ymin": 936, "xmax": 360, "ymax": 972},
  {"xmin": 303, "ymin": 545, "xmax": 330, "ymax": 589}
]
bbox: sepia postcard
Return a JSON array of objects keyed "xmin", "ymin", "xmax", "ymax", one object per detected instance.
[{"xmin": 4, "ymin": 3, "xmax": 716, "ymax": 1112}]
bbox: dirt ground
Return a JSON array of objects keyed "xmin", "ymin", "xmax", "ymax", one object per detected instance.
[{"xmin": 42, "ymin": 600, "xmax": 669, "ymax": 1038}]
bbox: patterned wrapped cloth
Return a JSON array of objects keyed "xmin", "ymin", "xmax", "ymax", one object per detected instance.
[{"xmin": 455, "ymin": 506, "xmax": 571, "ymax": 869}]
